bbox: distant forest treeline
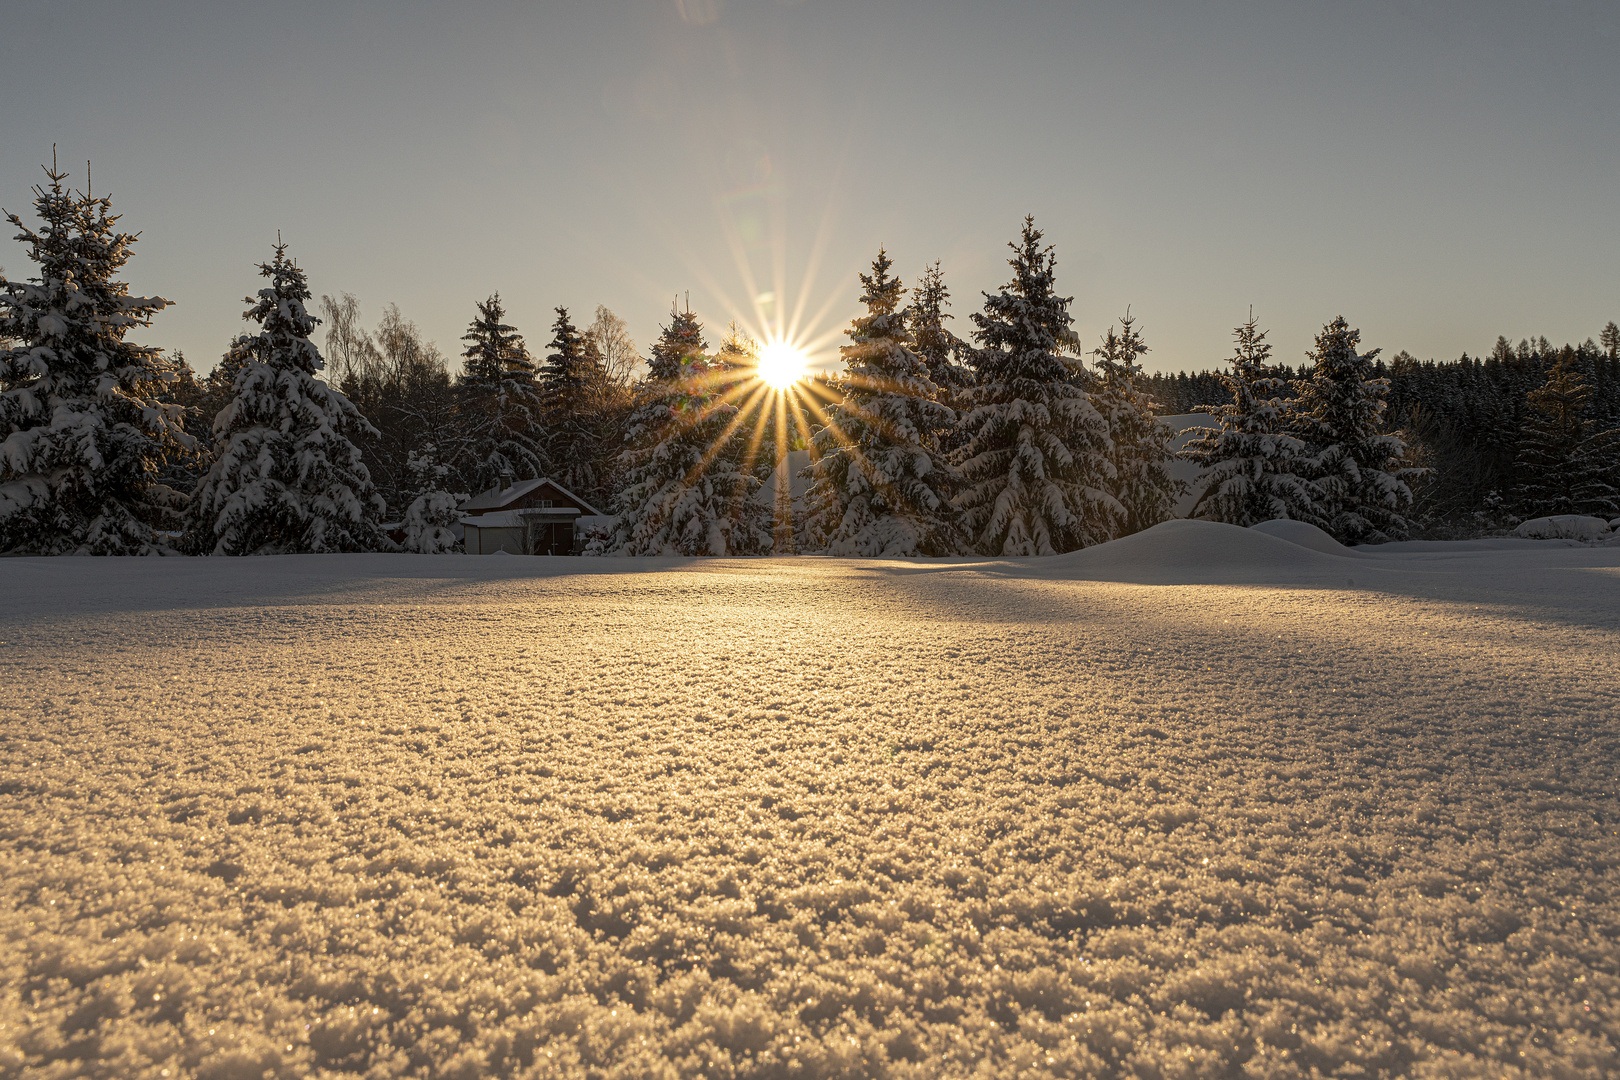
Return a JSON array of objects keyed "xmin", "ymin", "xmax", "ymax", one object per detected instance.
[
  {"xmin": 3, "ymin": 159, "xmax": 1617, "ymax": 555},
  {"xmin": 141, "ymin": 308, "xmax": 1620, "ymax": 542},
  {"xmin": 1144, "ymin": 332, "xmax": 1620, "ymax": 527}
]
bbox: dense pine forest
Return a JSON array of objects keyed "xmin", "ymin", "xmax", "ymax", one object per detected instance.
[
  {"xmin": 2, "ymin": 164, "xmax": 1617, "ymax": 556},
  {"xmin": 1144, "ymin": 335, "xmax": 1620, "ymax": 530}
]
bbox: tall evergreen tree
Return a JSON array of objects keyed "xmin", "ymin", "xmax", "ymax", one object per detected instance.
[
  {"xmin": 800, "ymin": 248, "xmax": 962, "ymax": 556},
  {"xmin": 910, "ymin": 261, "xmax": 973, "ymax": 396},
  {"xmin": 184, "ymin": 243, "xmax": 385, "ymax": 554},
  {"xmin": 712, "ymin": 320, "xmax": 761, "ymax": 380},
  {"xmin": 1181, "ymin": 313, "xmax": 1319, "ymax": 526},
  {"xmin": 1089, "ymin": 311, "xmax": 1183, "ymax": 535},
  {"xmin": 1511, "ymin": 357, "xmax": 1620, "ymax": 518},
  {"xmin": 152, "ymin": 349, "xmax": 211, "ymax": 497},
  {"xmin": 455, "ymin": 293, "xmax": 545, "ymax": 493},
  {"xmin": 539, "ymin": 306, "xmax": 606, "ymax": 501},
  {"xmin": 0, "ymin": 162, "xmax": 192, "ymax": 554},
  {"xmin": 1601, "ymin": 321, "xmax": 1620, "ymax": 362},
  {"xmin": 956, "ymin": 217, "xmax": 1117, "ymax": 554},
  {"xmin": 610, "ymin": 307, "xmax": 771, "ymax": 555},
  {"xmin": 1292, "ymin": 316, "xmax": 1416, "ymax": 543},
  {"xmin": 646, "ymin": 303, "xmax": 701, "ymax": 383},
  {"xmin": 714, "ymin": 321, "xmax": 779, "ymax": 516}
]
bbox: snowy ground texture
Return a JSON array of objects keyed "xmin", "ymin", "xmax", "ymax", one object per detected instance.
[{"xmin": 3, "ymin": 521, "xmax": 1619, "ymax": 1080}]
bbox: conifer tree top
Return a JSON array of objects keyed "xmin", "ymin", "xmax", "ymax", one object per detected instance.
[
  {"xmin": 714, "ymin": 321, "xmax": 760, "ymax": 373},
  {"xmin": 546, "ymin": 306, "xmax": 583, "ymax": 356},
  {"xmin": 1092, "ymin": 309, "xmax": 1150, "ymax": 380},
  {"xmin": 841, "ymin": 247, "xmax": 910, "ymax": 372},
  {"xmin": 461, "ymin": 293, "xmax": 528, "ymax": 383},
  {"xmin": 858, "ymin": 247, "xmax": 903, "ymax": 317},
  {"xmin": 1205, "ymin": 312, "xmax": 1284, "ymax": 432},
  {"xmin": 910, "ymin": 260, "xmax": 970, "ymax": 388},
  {"xmin": 1228, "ymin": 312, "xmax": 1274, "ymax": 372},
  {"xmin": 911, "ymin": 262, "xmax": 950, "ymax": 331},
  {"xmin": 541, "ymin": 306, "xmax": 588, "ymax": 389},
  {"xmin": 238, "ymin": 243, "xmax": 322, "ymax": 375},
  {"xmin": 1523, "ymin": 354, "xmax": 1596, "ymax": 433},
  {"xmin": 1, "ymin": 161, "xmax": 172, "ymax": 381},
  {"xmin": 647, "ymin": 304, "xmax": 707, "ymax": 383},
  {"xmin": 835, "ymin": 247, "xmax": 944, "ymax": 398},
  {"xmin": 1297, "ymin": 316, "xmax": 1388, "ymax": 444},
  {"xmin": 971, "ymin": 216, "xmax": 1076, "ymax": 383},
  {"xmin": 1308, "ymin": 316, "xmax": 1378, "ymax": 370}
]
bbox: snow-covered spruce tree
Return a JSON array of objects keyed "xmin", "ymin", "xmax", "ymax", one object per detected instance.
[
  {"xmin": 1511, "ymin": 357, "xmax": 1620, "ymax": 519},
  {"xmin": 183, "ymin": 243, "xmax": 386, "ymax": 554},
  {"xmin": 1291, "ymin": 316, "xmax": 1416, "ymax": 543},
  {"xmin": 910, "ymin": 261, "xmax": 974, "ymax": 398},
  {"xmin": 148, "ymin": 350, "xmax": 215, "ymax": 501},
  {"xmin": 1088, "ymin": 311, "xmax": 1183, "ymax": 536},
  {"xmin": 713, "ymin": 320, "xmax": 761, "ymax": 383},
  {"xmin": 539, "ymin": 307, "xmax": 607, "ymax": 502},
  {"xmin": 399, "ymin": 443, "xmax": 465, "ymax": 553},
  {"xmin": 0, "ymin": 163, "xmax": 192, "ymax": 554},
  {"xmin": 910, "ymin": 260, "xmax": 975, "ymax": 459},
  {"xmin": 956, "ymin": 217, "xmax": 1118, "ymax": 555},
  {"xmin": 400, "ymin": 490, "xmax": 463, "ymax": 553},
  {"xmin": 608, "ymin": 308, "xmax": 698, "ymax": 554},
  {"xmin": 455, "ymin": 293, "xmax": 545, "ymax": 493},
  {"xmin": 800, "ymin": 248, "xmax": 962, "ymax": 556},
  {"xmin": 713, "ymin": 321, "xmax": 778, "ymax": 538},
  {"xmin": 610, "ymin": 307, "xmax": 771, "ymax": 555},
  {"xmin": 1181, "ymin": 313, "xmax": 1320, "ymax": 526}
]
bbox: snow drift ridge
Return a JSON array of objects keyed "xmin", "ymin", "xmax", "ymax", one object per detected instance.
[{"xmin": 1035, "ymin": 518, "xmax": 1363, "ymax": 585}]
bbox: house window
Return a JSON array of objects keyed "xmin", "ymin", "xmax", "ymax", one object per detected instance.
[{"xmin": 538, "ymin": 499, "xmax": 554, "ymax": 508}]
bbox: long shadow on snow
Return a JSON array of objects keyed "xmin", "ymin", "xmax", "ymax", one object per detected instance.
[{"xmin": 855, "ymin": 519, "xmax": 1620, "ymax": 635}]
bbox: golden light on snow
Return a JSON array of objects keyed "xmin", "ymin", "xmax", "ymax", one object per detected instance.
[
  {"xmin": 6, "ymin": 544, "xmax": 1620, "ymax": 1076},
  {"xmin": 755, "ymin": 339, "xmax": 809, "ymax": 389}
]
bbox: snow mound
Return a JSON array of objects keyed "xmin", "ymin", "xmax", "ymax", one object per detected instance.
[
  {"xmin": 1249, "ymin": 518, "xmax": 1356, "ymax": 555},
  {"xmin": 1037, "ymin": 518, "xmax": 1358, "ymax": 584},
  {"xmin": 1513, "ymin": 515, "xmax": 1612, "ymax": 540}
]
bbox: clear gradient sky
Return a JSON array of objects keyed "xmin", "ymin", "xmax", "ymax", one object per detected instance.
[{"xmin": 2, "ymin": 1, "xmax": 1616, "ymax": 377}]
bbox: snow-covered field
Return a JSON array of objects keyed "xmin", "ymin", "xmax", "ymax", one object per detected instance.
[{"xmin": 3, "ymin": 522, "xmax": 1618, "ymax": 1079}]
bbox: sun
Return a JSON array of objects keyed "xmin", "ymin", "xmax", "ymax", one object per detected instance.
[{"xmin": 755, "ymin": 339, "xmax": 809, "ymax": 389}]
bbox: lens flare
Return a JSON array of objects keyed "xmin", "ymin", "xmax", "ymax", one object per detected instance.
[{"xmin": 756, "ymin": 340, "xmax": 808, "ymax": 389}]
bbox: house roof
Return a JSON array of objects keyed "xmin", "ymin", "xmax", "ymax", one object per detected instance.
[
  {"xmin": 460, "ymin": 508, "xmax": 581, "ymax": 529},
  {"xmin": 460, "ymin": 478, "xmax": 603, "ymax": 516}
]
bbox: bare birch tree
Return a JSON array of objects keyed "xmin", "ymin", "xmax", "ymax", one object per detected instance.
[{"xmin": 584, "ymin": 305, "xmax": 641, "ymax": 386}]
